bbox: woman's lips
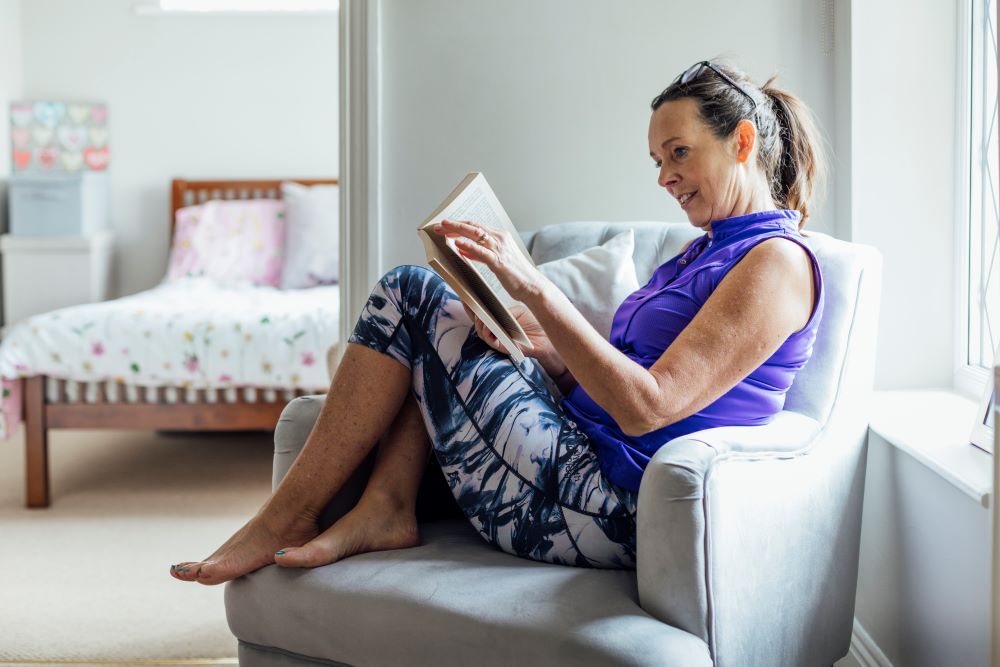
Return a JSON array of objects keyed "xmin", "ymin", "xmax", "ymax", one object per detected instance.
[{"xmin": 680, "ymin": 190, "xmax": 698, "ymax": 210}]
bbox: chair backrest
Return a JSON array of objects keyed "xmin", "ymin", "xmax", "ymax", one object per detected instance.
[{"xmin": 520, "ymin": 221, "xmax": 883, "ymax": 428}]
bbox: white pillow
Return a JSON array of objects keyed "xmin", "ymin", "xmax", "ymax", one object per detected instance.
[
  {"xmin": 536, "ymin": 229, "xmax": 639, "ymax": 339},
  {"xmin": 279, "ymin": 181, "xmax": 340, "ymax": 289}
]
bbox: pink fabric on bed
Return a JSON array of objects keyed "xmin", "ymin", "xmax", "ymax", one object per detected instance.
[{"xmin": 167, "ymin": 200, "xmax": 286, "ymax": 286}]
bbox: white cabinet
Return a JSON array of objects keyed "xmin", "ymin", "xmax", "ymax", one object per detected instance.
[{"xmin": 0, "ymin": 231, "xmax": 114, "ymax": 327}]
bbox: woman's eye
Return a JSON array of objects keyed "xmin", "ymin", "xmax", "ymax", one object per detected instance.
[
  {"xmin": 673, "ymin": 147, "xmax": 688, "ymax": 159},
  {"xmin": 653, "ymin": 161, "xmax": 662, "ymax": 169}
]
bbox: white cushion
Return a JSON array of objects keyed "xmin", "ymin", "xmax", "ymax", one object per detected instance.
[
  {"xmin": 535, "ymin": 229, "xmax": 638, "ymax": 339},
  {"xmin": 279, "ymin": 181, "xmax": 340, "ymax": 289}
]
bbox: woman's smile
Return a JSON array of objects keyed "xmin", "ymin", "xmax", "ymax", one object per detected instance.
[{"xmin": 679, "ymin": 190, "xmax": 698, "ymax": 210}]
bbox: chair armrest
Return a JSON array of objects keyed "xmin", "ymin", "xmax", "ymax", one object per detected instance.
[{"xmin": 636, "ymin": 410, "xmax": 863, "ymax": 666}]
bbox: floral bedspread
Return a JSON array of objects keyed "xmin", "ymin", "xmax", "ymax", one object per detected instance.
[{"xmin": 0, "ymin": 277, "xmax": 340, "ymax": 439}]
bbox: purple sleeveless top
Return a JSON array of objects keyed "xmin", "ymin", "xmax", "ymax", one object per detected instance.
[{"xmin": 560, "ymin": 209, "xmax": 825, "ymax": 492}]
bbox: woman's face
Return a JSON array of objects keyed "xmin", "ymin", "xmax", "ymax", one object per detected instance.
[{"xmin": 647, "ymin": 97, "xmax": 759, "ymax": 233}]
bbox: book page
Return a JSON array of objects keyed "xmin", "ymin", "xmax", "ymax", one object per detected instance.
[
  {"xmin": 419, "ymin": 225, "xmax": 528, "ymax": 346},
  {"xmin": 422, "ymin": 174, "xmax": 534, "ymax": 309},
  {"xmin": 427, "ymin": 257, "xmax": 525, "ymax": 364},
  {"xmin": 417, "ymin": 173, "xmax": 533, "ymax": 355}
]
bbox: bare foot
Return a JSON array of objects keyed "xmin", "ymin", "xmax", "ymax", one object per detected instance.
[
  {"xmin": 170, "ymin": 509, "xmax": 319, "ymax": 585},
  {"xmin": 274, "ymin": 496, "xmax": 419, "ymax": 568}
]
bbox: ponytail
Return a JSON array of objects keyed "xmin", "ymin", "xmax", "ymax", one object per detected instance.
[{"xmin": 759, "ymin": 75, "xmax": 829, "ymax": 229}]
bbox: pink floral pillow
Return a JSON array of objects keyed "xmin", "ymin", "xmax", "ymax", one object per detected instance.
[{"xmin": 167, "ymin": 200, "xmax": 286, "ymax": 286}]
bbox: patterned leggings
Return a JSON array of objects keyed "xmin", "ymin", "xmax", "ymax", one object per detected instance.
[{"xmin": 348, "ymin": 265, "xmax": 638, "ymax": 569}]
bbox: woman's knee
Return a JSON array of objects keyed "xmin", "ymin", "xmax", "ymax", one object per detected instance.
[
  {"xmin": 381, "ymin": 264, "xmax": 437, "ymax": 287},
  {"xmin": 379, "ymin": 264, "xmax": 447, "ymax": 309}
]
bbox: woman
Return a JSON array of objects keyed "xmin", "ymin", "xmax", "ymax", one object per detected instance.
[{"xmin": 171, "ymin": 58, "xmax": 826, "ymax": 581}]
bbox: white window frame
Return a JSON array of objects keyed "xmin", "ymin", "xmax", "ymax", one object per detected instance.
[
  {"xmin": 134, "ymin": 0, "xmax": 338, "ymax": 16},
  {"xmin": 956, "ymin": 0, "xmax": 997, "ymax": 397}
]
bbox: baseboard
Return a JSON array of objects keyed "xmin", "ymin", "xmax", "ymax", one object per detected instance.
[{"xmin": 849, "ymin": 617, "xmax": 893, "ymax": 667}]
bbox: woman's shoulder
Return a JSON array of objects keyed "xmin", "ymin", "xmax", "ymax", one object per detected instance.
[
  {"xmin": 741, "ymin": 237, "xmax": 820, "ymax": 333},
  {"xmin": 747, "ymin": 236, "xmax": 814, "ymax": 269}
]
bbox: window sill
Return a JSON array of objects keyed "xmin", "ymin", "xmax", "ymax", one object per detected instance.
[{"xmin": 870, "ymin": 389, "xmax": 990, "ymax": 507}]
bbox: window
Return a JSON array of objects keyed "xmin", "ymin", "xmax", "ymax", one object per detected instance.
[{"xmin": 967, "ymin": 0, "xmax": 999, "ymax": 377}]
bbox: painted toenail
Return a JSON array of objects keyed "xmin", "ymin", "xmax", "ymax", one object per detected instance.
[{"xmin": 275, "ymin": 551, "xmax": 285, "ymax": 555}]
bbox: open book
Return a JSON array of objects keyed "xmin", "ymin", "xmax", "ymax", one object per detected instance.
[{"xmin": 417, "ymin": 172, "xmax": 535, "ymax": 364}]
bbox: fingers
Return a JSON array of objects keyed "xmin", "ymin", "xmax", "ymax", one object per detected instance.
[
  {"xmin": 436, "ymin": 219, "xmax": 487, "ymax": 238},
  {"xmin": 480, "ymin": 326, "xmax": 499, "ymax": 348},
  {"xmin": 465, "ymin": 308, "xmax": 502, "ymax": 352},
  {"xmin": 435, "ymin": 220, "xmax": 503, "ymax": 249}
]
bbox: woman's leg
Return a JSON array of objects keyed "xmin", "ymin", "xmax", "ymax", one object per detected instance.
[
  {"xmin": 415, "ymin": 336, "xmax": 639, "ymax": 568},
  {"xmin": 344, "ymin": 264, "xmax": 639, "ymax": 568},
  {"xmin": 171, "ymin": 339, "xmax": 415, "ymax": 585},
  {"xmin": 274, "ymin": 390, "xmax": 431, "ymax": 567}
]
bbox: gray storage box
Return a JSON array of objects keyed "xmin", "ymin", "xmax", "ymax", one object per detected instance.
[{"xmin": 9, "ymin": 172, "xmax": 109, "ymax": 237}]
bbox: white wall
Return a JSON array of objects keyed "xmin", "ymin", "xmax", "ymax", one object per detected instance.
[
  {"xmin": 839, "ymin": 5, "xmax": 984, "ymax": 662},
  {"xmin": 0, "ymin": 0, "xmax": 22, "ymax": 227},
  {"xmin": 19, "ymin": 0, "xmax": 338, "ymax": 297},
  {"xmin": 854, "ymin": 434, "xmax": 991, "ymax": 666},
  {"xmin": 848, "ymin": 0, "xmax": 960, "ymax": 389},
  {"xmin": 376, "ymin": 0, "xmax": 839, "ymax": 275},
  {"xmin": 0, "ymin": 0, "xmax": 23, "ymax": 325}
]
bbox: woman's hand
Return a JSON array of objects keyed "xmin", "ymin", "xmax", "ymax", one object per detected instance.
[
  {"xmin": 462, "ymin": 302, "xmax": 567, "ymax": 379},
  {"xmin": 433, "ymin": 219, "xmax": 545, "ymax": 302}
]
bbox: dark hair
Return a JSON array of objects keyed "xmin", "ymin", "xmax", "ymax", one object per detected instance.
[{"xmin": 651, "ymin": 59, "xmax": 829, "ymax": 229}]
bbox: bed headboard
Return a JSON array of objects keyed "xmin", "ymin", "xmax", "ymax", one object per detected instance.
[{"xmin": 170, "ymin": 178, "xmax": 339, "ymax": 236}]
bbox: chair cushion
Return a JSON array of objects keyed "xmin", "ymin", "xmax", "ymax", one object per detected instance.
[
  {"xmin": 520, "ymin": 220, "xmax": 701, "ymax": 284},
  {"xmin": 226, "ymin": 519, "xmax": 712, "ymax": 667},
  {"xmin": 535, "ymin": 229, "xmax": 639, "ymax": 339}
]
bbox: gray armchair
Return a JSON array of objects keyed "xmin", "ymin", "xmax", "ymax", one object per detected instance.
[{"xmin": 225, "ymin": 221, "xmax": 882, "ymax": 666}]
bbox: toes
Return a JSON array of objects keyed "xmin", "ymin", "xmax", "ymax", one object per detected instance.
[
  {"xmin": 184, "ymin": 562, "xmax": 204, "ymax": 581},
  {"xmin": 274, "ymin": 546, "xmax": 309, "ymax": 568},
  {"xmin": 173, "ymin": 561, "xmax": 202, "ymax": 581},
  {"xmin": 272, "ymin": 547, "xmax": 299, "ymax": 567},
  {"xmin": 196, "ymin": 560, "xmax": 234, "ymax": 586},
  {"xmin": 275, "ymin": 544, "xmax": 337, "ymax": 569},
  {"xmin": 195, "ymin": 561, "xmax": 219, "ymax": 584}
]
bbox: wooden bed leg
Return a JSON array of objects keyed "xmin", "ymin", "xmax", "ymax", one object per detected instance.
[{"xmin": 24, "ymin": 377, "xmax": 50, "ymax": 508}]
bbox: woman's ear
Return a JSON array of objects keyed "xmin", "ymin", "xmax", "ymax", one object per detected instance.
[{"xmin": 735, "ymin": 119, "xmax": 756, "ymax": 164}]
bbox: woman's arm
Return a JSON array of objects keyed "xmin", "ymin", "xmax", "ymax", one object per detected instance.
[
  {"xmin": 542, "ymin": 238, "xmax": 695, "ymax": 400},
  {"xmin": 520, "ymin": 278, "xmax": 662, "ymax": 436},
  {"xmin": 522, "ymin": 238, "xmax": 815, "ymax": 436},
  {"xmin": 435, "ymin": 220, "xmax": 812, "ymax": 437},
  {"xmin": 552, "ymin": 366, "xmax": 578, "ymax": 396}
]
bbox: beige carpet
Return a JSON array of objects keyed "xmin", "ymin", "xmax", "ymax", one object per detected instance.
[{"xmin": 0, "ymin": 423, "xmax": 276, "ymax": 662}]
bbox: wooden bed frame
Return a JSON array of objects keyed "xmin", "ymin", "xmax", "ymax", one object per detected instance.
[{"xmin": 23, "ymin": 178, "xmax": 339, "ymax": 508}]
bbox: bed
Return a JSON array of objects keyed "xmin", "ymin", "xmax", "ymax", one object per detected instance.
[{"xmin": 4, "ymin": 178, "xmax": 339, "ymax": 508}]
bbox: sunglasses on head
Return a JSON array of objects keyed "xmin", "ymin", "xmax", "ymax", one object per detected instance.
[{"xmin": 674, "ymin": 61, "xmax": 758, "ymax": 115}]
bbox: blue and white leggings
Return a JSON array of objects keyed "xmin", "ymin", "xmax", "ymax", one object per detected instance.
[{"xmin": 347, "ymin": 265, "xmax": 638, "ymax": 569}]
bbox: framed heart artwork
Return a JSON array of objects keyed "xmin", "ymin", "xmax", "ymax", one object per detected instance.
[{"xmin": 9, "ymin": 101, "xmax": 109, "ymax": 173}]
